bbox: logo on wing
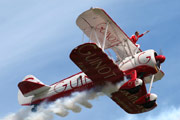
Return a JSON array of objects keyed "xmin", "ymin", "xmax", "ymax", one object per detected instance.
[{"xmin": 95, "ymin": 23, "xmax": 119, "ymax": 43}]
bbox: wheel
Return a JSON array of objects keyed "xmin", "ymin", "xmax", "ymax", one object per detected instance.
[
  {"xmin": 31, "ymin": 104, "xmax": 38, "ymax": 112},
  {"xmin": 142, "ymin": 100, "xmax": 156, "ymax": 108},
  {"xmin": 127, "ymin": 85, "xmax": 141, "ymax": 94}
]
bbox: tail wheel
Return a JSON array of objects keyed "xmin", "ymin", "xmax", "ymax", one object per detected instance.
[{"xmin": 31, "ymin": 104, "xmax": 38, "ymax": 112}]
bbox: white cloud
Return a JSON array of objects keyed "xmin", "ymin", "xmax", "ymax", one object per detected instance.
[{"xmin": 118, "ymin": 106, "xmax": 180, "ymax": 120}]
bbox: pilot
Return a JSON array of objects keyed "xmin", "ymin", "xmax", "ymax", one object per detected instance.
[{"xmin": 130, "ymin": 30, "xmax": 149, "ymax": 48}]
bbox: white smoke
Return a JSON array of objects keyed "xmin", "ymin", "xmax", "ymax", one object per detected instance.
[
  {"xmin": 47, "ymin": 81, "xmax": 124, "ymax": 117},
  {"xmin": 0, "ymin": 107, "xmax": 54, "ymax": 120},
  {"xmin": 48, "ymin": 90, "xmax": 102, "ymax": 117},
  {"xmin": 1, "ymin": 81, "xmax": 123, "ymax": 120}
]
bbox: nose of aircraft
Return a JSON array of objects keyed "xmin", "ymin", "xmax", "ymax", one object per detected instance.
[{"xmin": 155, "ymin": 55, "xmax": 166, "ymax": 63}]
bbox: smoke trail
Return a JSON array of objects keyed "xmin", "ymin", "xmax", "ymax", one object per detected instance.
[
  {"xmin": 1, "ymin": 81, "xmax": 124, "ymax": 120},
  {"xmin": 49, "ymin": 81, "xmax": 125, "ymax": 117},
  {"xmin": 1, "ymin": 90, "xmax": 100, "ymax": 120},
  {"xmin": 47, "ymin": 81, "xmax": 124, "ymax": 117},
  {"xmin": 0, "ymin": 107, "xmax": 54, "ymax": 120},
  {"xmin": 48, "ymin": 89, "xmax": 105, "ymax": 117}
]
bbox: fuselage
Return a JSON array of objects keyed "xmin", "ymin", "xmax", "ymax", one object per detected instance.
[
  {"xmin": 20, "ymin": 49, "xmax": 163, "ymax": 106},
  {"xmin": 119, "ymin": 49, "xmax": 158, "ymax": 76},
  {"xmin": 31, "ymin": 72, "xmax": 94, "ymax": 105}
]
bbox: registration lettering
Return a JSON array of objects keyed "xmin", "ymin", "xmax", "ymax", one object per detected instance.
[{"xmin": 78, "ymin": 44, "xmax": 117, "ymax": 79}]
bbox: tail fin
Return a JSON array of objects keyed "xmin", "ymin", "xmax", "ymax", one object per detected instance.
[
  {"xmin": 18, "ymin": 75, "xmax": 50, "ymax": 97},
  {"xmin": 18, "ymin": 90, "xmax": 33, "ymax": 106}
]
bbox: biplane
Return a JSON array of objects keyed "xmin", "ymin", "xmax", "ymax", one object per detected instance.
[{"xmin": 17, "ymin": 8, "xmax": 165, "ymax": 114}]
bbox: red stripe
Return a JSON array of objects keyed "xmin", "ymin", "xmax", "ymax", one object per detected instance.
[
  {"xmin": 24, "ymin": 77, "xmax": 34, "ymax": 81},
  {"xmin": 50, "ymin": 72, "xmax": 83, "ymax": 86},
  {"xmin": 18, "ymin": 81, "xmax": 45, "ymax": 95}
]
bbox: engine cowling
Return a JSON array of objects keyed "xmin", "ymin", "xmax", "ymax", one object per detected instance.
[{"xmin": 135, "ymin": 93, "xmax": 157, "ymax": 108}]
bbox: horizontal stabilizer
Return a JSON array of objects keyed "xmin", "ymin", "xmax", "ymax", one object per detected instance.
[{"xmin": 18, "ymin": 75, "xmax": 50, "ymax": 97}]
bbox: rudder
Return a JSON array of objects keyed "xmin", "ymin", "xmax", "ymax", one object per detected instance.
[{"xmin": 18, "ymin": 75, "xmax": 50, "ymax": 97}]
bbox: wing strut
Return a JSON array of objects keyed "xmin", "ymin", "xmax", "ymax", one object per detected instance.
[
  {"xmin": 134, "ymin": 47, "xmax": 139, "ymax": 54},
  {"xmin": 113, "ymin": 48, "xmax": 122, "ymax": 62},
  {"xmin": 125, "ymin": 39, "xmax": 134, "ymax": 57},
  {"xmin": 148, "ymin": 75, "xmax": 155, "ymax": 93},
  {"xmin": 102, "ymin": 22, "xmax": 109, "ymax": 51},
  {"xmin": 86, "ymin": 22, "xmax": 110, "ymax": 50},
  {"xmin": 94, "ymin": 28, "xmax": 101, "ymax": 48}
]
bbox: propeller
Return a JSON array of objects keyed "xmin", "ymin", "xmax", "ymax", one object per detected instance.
[
  {"xmin": 148, "ymin": 50, "xmax": 166, "ymax": 93},
  {"xmin": 159, "ymin": 49, "xmax": 163, "ymax": 56},
  {"xmin": 155, "ymin": 49, "xmax": 166, "ymax": 69}
]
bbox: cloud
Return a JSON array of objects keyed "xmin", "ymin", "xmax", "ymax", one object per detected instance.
[{"xmin": 118, "ymin": 106, "xmax": 180, "ymax": 120}]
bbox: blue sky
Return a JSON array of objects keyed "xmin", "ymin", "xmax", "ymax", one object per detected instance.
[{"xmin": 0, "ymin": 0, "xmax": 180, "ymax": 120}]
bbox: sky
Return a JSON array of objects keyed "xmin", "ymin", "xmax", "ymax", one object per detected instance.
[{"xmin": 0, "ymin": 0, "xmax": 180, "ymax": 120}]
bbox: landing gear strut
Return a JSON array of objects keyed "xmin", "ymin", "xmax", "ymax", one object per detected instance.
[{"xmin": 31, "ymin": 104, "xmax": 39, "ymax": 112}]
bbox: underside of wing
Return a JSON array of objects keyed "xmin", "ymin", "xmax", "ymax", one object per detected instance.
[
  {"xmin": 76, "ymin": 8, "xmax": 141, "ymax": 60},
  {"xmin": 144, "ymin": 70, "xmax": 164, "ymax": 83},
  {"xmin": 110, "ymin": 77, "xmax": 157, "ymax": 114},
  {"xmin": 70, "ymin": 43, "xmax": 124, "ymax": 85}
]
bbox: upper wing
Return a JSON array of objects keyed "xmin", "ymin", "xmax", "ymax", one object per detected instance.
[{"xmin": 76, "ymin": 8, "xmax": 141, "ymax": 60}]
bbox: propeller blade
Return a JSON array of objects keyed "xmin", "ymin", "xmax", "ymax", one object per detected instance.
[
  {"xmin": 156, "ymin": 60, "xmax": 161, "ymax": 69},
  {"xmin": 159, "ymin": 49, "xmax": 163, "ymax": 55}
]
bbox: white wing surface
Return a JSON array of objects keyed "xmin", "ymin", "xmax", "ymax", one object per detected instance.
[{"xmin": 76, "ymin": 8, "xmax": 141, "ymax": 61}]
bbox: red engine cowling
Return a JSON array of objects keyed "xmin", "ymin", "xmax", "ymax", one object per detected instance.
[{"xmin": 135, "ymin": 93, "xmax": 157, "ymax": 108}]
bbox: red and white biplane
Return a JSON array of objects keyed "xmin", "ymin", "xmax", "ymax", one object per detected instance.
[{"xmin": 18, "ymin": 8, "xmax": 166, "ymax": 114}]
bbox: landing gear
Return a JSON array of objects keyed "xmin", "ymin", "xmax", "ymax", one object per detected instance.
[
  {"xmin": 126, "ymin": 85, "xmax": 141, "ymax": 94},
  {"xmin": 31, "ymin": 104, "xmax": 39, "ymax": 112},
  {"xmin": 135, "ymin": 93, "xmax": 157, "ymax": 109},
  {"xmin": 142, "ymin": 100, "xmax": 156, "ymax": 108},
  {"xmin": 120, "ymin": 78, "xmax": 143, "ymax": 94}
]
